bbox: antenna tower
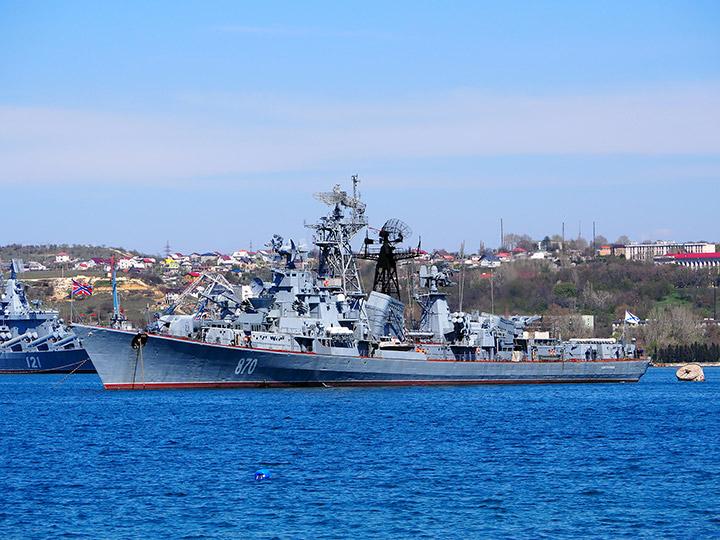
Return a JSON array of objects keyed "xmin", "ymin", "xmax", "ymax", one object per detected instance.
[
  {"xmin": 357, "ymin": 218, "xmax": 420, "ymax": 302},
  {"xmin": 307, "ymin": 175, "xmax": 367, "ymax": 297}
]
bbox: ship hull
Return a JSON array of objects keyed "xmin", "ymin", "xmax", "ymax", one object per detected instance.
[
  {"xmin": 73, "ymin": 325, "xmax": 650, "ymax": 390},
  {"xmin": 0, "ymin": 347, "xmax": 93, "ymax": 374}
]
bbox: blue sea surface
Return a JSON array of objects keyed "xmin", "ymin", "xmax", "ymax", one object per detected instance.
[{"xmin": 2, "ymin": 368, "xmax": 720, "ymax": 539}]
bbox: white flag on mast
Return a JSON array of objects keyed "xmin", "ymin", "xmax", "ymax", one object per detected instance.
[{"xmin": 624, "ymin": 310, "xmax": 641, "ymax": 324}]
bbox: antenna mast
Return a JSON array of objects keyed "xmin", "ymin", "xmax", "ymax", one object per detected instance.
[
  {"xmin": 357, "ymin": 218, "xmax": 419, "ymax": 302},
  {"xmin": 308, "ymin": 175, "xmax": 367, "ymax": 297}
]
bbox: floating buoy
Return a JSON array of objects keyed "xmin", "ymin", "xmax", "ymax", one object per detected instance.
[
  {"xmin": 676, "ymin": 364, "xmax": 705, "ymax": 382},
  {"xmin": 255, "ymin": 469, "xmax": 271, "ymax": 481}
]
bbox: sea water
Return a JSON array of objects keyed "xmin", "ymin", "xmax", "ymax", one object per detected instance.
[{"xmin": 1, "ymin": 368, "xmax": 719, "ymax": 539}]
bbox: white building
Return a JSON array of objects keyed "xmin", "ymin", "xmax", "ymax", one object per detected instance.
[
  {"xmin": 232, "ymin": 250, "xmax": 252, "ymax": 261},
  {"xmin": 26, "ymin": 261, "xmax": 47, "ymax": 271},
  {"xmin": 624, "ymin": 241, "xmax": 715, "ymax": 261},
  {"xmin": 116, "ymin": 257, "xmax": 133, "ymax": 270},
  {"xmin": 55, "ymin": 252, "xmax": 70, "ymax": 263}
]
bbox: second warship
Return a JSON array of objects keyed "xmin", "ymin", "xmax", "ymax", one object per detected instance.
[{"xmin": 1, "ymin": 260, "xmax": 91, "ymax": 373}]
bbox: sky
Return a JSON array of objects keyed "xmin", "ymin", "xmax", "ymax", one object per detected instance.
[{"xmin": 1, "ymin": 1, "xmax": 719, "ymax": 256}]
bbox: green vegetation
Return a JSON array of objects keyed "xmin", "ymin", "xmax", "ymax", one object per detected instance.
[
  {"xmin": 653, "ymin": 343, "xmax": 720, "ymax": 364},
  {"xmin": 553, "ymin": 282, "xmax": 578, "ymax": 298}
]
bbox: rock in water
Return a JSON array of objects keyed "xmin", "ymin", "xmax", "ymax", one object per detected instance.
[{"xmin": 676, "ymin": 364, "xmax": 705, "ymax": 382}]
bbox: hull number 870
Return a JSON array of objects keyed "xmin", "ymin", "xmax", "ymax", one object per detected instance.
[{"xmin": 235, "ymin": 358, "xmax": 258, "ymax": 375}]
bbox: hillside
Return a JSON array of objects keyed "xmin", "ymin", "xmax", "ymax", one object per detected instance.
[
  {"xmin": 4, "ymin": 244, "xmax": 719, "ymax": 361},
  {"xmin": 0, "ymin": 244, "xmax": 144, "ymax": 262},
  {"xmin": 17, "ymin": 270, "xmax": 166, "ymax": 328}
]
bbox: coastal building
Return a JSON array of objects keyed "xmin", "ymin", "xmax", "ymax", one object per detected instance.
[
  {"xmin": 434, "ymin": 250, "xmax": 455, "ymax": 262},
  {"xmin": 479, "ymin": 253, "xmax": 502, "ymax": 268},
  {"xmin": 26, "ymin": 261, "xmax": 47, "ymax": 271},
  {"xmin": 610, "ymin": 244, "xmax": 626, "ymax": 257},
  {"xmin": 654, "ymin": 252, "xmax": 720, "ymax": 268},
  {"xmin": 199, "ymin": 252, "xmax": 218, "ymax": 265},
  {"xmin": 624, "ymin": 241, "xmax": 715, "ymax": 261},
  {"xmin": 542, "ymin": 314, "xmax": 595, "ymax": 339},
  {"xmin": 55, "ymin": 252, "xmax": 70, "ymax": 264},
  {"xmin": 217, "ymin": 254, "xmax": 234, "ymax": 267},
  {"xmin": 597, "ymin": 245, "xmax": 612, "ymax": 257},
  {"xmin": 231, "ymin": 249, "xmax": 253, "ymax": 261},
  {"xmin": 162, "ymin": 258, "xmax": 180, "ymax": 270},
  {"xmin": 116, "ymin": 257, "xmax": 133, "ymax": 270}
]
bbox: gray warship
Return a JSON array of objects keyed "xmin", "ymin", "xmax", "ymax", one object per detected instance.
[
  {"xmin": 1, "ymin": 260, "xmax": 92, "ymax": 373},
  {"xmin": 72, "ymin": 178, "xmax": 649, "ymax": 389}
]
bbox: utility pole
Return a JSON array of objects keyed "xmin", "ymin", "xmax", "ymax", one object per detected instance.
[
  {"xmin": 459, "ymin": 241, "xmax": 465, "ymax": 312},
  {"xmin": 500, "ymin": 218, "xmax": 504, "ymax": 250}
]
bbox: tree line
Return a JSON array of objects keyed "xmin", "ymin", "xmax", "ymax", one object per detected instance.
[{"xmin": 652, "ymin": 343, "xmax": 720, "ymax": 364}]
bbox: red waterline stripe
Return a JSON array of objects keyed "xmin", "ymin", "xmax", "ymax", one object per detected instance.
[
  {"xmin": 427, "ymin": 358, "xmax": 648, "ymax": 363},
  {"xmin": 104, "ymin": 378, "xmax": 642, "ymax": 390}
]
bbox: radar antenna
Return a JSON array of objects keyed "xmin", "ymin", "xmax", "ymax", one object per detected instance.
[
  {"xmin": 418, "ymin": 265, "xmax": 455, "ymax": 293},
  {"xmin": 312, "ymin": 175, "xmax": 366, "ymax": 215},
  {"xmin": 267, "ymin": 235, "xmax": 306, "ymax": 269}
]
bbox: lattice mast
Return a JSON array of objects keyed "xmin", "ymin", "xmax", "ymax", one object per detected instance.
[
  {"xmin": 308, "ymin": 175, "xmax": 367, "ymax": 298},
  {"xmin": 357, "ymin": 218, "xmax": 420, "ymax": 302}
]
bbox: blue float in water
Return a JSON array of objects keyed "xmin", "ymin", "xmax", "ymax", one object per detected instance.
[{"xmin": 255, "ymin": 469, "xmax": 271, "ymax": 481}]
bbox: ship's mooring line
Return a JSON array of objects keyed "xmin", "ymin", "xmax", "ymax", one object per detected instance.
[
  {"xmin": 32, "ymin": 358, "xmax": 91, "ymax": 374},
  {"xmin": 132, "ymin": 348, "xmax": 139, "ymax": 389},
  {"xmin": 51, "ymin": 358, "xmax": 90, "ymax": 389},
  {"xmin": 140, "ymin": 345, "xmax": 146, "ymax": 389},
  {"xmin": 132, "ymin": 344, "xmax": 147, "ymax": 390}
]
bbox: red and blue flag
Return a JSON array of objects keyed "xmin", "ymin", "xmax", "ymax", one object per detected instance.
[{"xmin": 72, "ymin": 280, "xmax": 93, "ymax": 296}]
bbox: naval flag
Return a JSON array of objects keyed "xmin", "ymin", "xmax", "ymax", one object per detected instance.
[
  {"xmin": 72, "ymin": 280, "xmax": 93, "ymax": 296},
  {"xmin": 624, "ymin": 310, "xmax": 641, "ymax": 325}
]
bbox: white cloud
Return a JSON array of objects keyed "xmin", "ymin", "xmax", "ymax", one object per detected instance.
[{"xmin": 1, "ymin": 85, "xmax": 719, "ymax": 186}]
